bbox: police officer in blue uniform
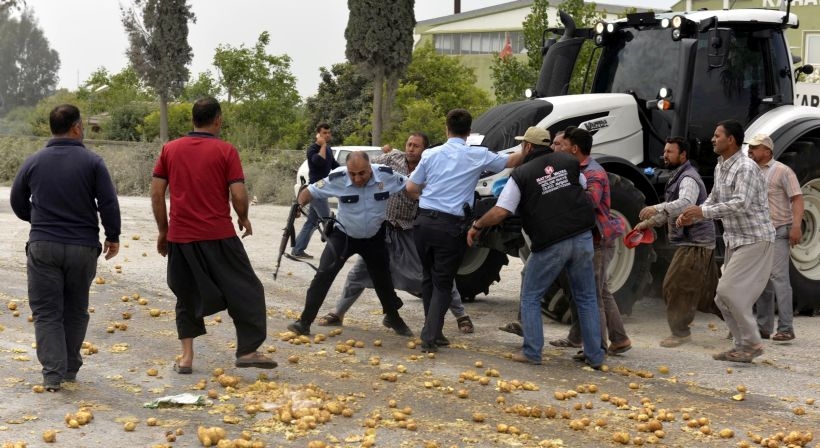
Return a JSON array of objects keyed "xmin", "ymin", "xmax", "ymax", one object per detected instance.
[
  {"xmin": 406, "ymin": 109, "xmax": 524, "ymax": 352},
  {"xmin": 287, "ymin": 151, "xmax": 413, "ymax": 337}
]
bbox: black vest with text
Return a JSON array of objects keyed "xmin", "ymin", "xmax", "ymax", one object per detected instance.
[{"xmin": 510, "ymin": 151, "xmax": 595, "ymax": 252}]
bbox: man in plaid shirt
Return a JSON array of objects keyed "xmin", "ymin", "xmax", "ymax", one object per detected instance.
[{"xmin": 678, "ymin": 120, "xmax": 775, "ymax": 363}]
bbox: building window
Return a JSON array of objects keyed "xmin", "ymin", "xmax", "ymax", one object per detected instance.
[
  {"xmin": 805, "ymin": 32, "xmax": 820, "ymax": 65},
  {"xmin": 433, "ymin": 31, "xmax": 524, "ymax": 55}
]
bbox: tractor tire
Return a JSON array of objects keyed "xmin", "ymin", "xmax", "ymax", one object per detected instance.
[
  {"xmin": 455, "ymin": 247, "xmax": 509, "ymax": 302},
  {"xmin": 779, "ymin": 139, "xmax": 820, "ymax": 315},
  {"xmin": 539, "ymin": 173, "xmax": 655, "ymax": 322},
  {"xmin": 607, "ymin": 173, "xmax": 655, "ymax": 315}
]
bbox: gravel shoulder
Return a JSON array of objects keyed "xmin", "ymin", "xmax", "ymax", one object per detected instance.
[{"xmin": 0, "ymin": 187, "xmax": 818, "ymax": 447}]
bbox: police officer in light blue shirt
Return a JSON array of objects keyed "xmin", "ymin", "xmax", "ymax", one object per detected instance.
[
  {"xmin": 405, "ymin": 108, "xmax": 524, "ymax": 352},
  {"xmin": 287, "ymin": 151, "xmax": 414, "ymax": 338}
]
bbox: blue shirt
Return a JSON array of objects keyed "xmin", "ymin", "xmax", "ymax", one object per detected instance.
[
  {"xmin": 410, "ymin": 137, "xmax": 508, "ymax": 216},
  {"xmin": 308, "ymin": 164, "xmax": 406, "ymax": 238},
  {"xmin": 306, "ymin": 142, "xmax": 339, "ymax": 184}
]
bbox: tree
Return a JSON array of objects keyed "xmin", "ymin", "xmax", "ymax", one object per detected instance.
[
  {"xmin": 212, "ymin": 32, "xmax": 301, "ymax": 149},
  {"xmin": 0, "ymin": 9, "xmax": 59, "ymax": 115},
  {"xmin": 345, "ymin": 0, "xmax": 415, "ymax": 145},
  {"xmin": 304, "ymin": 62, "xmax": 373, "ymax": 146},
  {"xmin": 0, "ymin": 0, "xmax": 24, "ymax": 12},
  {"xmin": 386, "ymin": 43, "xmax": 493, "ymax": 145},
  {"xmin": 490, "ymin": 0, "xmax": 602, "ymax": 101},
  {"xmin": 121, "ymin": 0, "xmax": 195, "ymax": 142},
  {"xmin": 181, "ymin": 71, "xmax": 220, "ymax": 102}
]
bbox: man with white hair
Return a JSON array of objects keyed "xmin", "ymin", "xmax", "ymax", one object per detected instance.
[{"xmin": 746, "ymin": 133, "xmax": 803, "ymax": 342}]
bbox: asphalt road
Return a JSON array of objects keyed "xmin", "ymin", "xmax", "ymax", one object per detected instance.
[{"xmin": 0, "ymin": 187, "xmax": 818, "ymax": 447}]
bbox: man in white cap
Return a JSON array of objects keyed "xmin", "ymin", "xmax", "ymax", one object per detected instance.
[
  {"xmin": 747, "ymin": 133, "xmax": 803, "ymax": 342},
  {"xmin": 467, "ymin": 126, "xmax": 605, "ymax": 368}
]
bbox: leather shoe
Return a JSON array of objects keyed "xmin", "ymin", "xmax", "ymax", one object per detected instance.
[
  {"xmin": 435, "ymin": 334, "xmax": 451, "ymax": 346},
  {"xmin": 383, "ymin": 315, "xmax": 414, "ymax": 337},
  {"xmin": 420, "ymin": 343, "xmax": 438, "ymax": 353},
  {"xmin": 287, "ymin": 320, "xmax": 310, "ymax": 336}
]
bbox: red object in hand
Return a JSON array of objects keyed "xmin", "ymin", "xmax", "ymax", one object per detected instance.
[{"xmin": 623, "ymin": 227, "xmax": 654, "ymax": 249}]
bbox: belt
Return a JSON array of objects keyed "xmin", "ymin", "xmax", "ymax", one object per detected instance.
[{"xmin": 417, "ymin": 208, "xmax": 466, "ymax": 222}]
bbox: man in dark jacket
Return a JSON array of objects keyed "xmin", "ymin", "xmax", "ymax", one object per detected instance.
[
  {"xmin": 10, "ymin": 104, "xmax": 121, "ymax": 391},
  {"xmin": 291, "ymin": 123, "xmax": 339, "ymax": 259},
  {"xmin": 467, "ymin": 127, "xmax": 604, "ymax": 368}
]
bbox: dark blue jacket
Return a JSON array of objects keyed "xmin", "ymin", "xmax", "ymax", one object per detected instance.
[
  {"xmin": 10, "ymin": 138, "xmax": 121, "ymax": 247},
  {"xmin": 306, "ymin": 142, "xmax": 339, "ymax": 184}
]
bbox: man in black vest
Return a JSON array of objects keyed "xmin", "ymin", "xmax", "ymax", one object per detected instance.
[
  {"xmin": 467, "ymin": 127, "xmax": 605, "ymax": 368},
  {"xmin": 635, "ymin": 137, "xmax": 720, "ymax": 348}
]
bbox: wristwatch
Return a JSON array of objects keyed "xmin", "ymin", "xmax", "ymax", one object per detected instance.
[{"xmin": 471, "ymin": 221, "xmax": 482, "ymax": 231}]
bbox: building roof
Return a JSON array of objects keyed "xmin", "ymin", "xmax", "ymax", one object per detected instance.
[{"xmin": 416, "ymin": 0, "xmax": 653, "ymax": 33}]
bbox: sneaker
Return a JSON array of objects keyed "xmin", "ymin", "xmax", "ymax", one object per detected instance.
[
  {"xmin": 291, "ymin": 252, "xmax": 314, "ymax": 260},
  {"xmin": 287, "ymin": 320, "xmax": 311, "ymax": 336},
  {"xmin": 659, "ymin": 335, "xmax": 691, "ymax": 348},
  {"xmin": 382, "ymin": 315, "xmax": 414, "ymax": 337}
]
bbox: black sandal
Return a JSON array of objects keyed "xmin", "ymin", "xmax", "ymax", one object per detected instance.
[{"xmin": 498, "ymin": 321, "xmax": 523, "ymax": 337}]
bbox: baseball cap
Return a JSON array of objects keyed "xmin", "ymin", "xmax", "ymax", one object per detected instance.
[
  {"xmin": 514, "ymin": 127, "xmax": 551, "ymax": 145},
  {"xmin": 623, "ymin": 227, "xmax": 655, "ymax": 249},
  {"xmin": 745, "ymin": 133, "xmax": 773, "ymax": 150}
]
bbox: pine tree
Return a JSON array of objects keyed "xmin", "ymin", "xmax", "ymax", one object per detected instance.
[
  {"xmin": 345, "ymin": 0, "xmax": 415, "ymax": 145},
  {"xmin": 122, "ymin": 0, "xmax": 194, "ymax": 142}
]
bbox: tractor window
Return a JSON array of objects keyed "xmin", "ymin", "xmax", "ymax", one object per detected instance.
[{"xmin": 592, "ymin": 28, "xmax": 681, "ymax": 102}]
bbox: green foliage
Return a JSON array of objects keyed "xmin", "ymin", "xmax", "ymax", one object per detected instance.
[
  {"xmin": 0, "ymin": 136, "xmax": 40, "ymax": 183},
  {"xmin": 562, "ymin": 0, "xmax": 603, "ymax": 94},
  {"xmin": 105, "ymin": 103, "xmax": 152, "ymax": 141},
  {"xmin": 304, "ymin": 62, "xmax": 373, "ymax": 146},
  {"xmin": 523, "ymin": 0, "xmax": 551, "ymax": 73},
  {"xmin": 490, "ymin": 0, "xmax": 603, "ymax": 100},
  {"xmin": 27, "ymin": 89, "xmax": 81, "ymax": 136},
  {"xmin": 78, "ymin": 66, "xmax": 153, "ymax": 116},
  {"xmin": 212, "ymin": 32, "xmax": 301, "ymax": 148},
  {"xmin": 490, "ymin": 55, "xmax": 536, "ymax": 104},
  {"xmin": 0, "ymin": 105, "xmax": 33, "ymax": 134},
  {"xmin": 122, "ymin": 0, "xmax": 195, "ymax": 141},
  {"xmin": 388, "ymin": 42, "xmax": 492, "ymax": 143},
  {"xmin": 141, "ymin": 102, "xmax": 191, "ymax": 142},
  {"xmin": 0, "ymin": 9, "xmax": 60, "ymax": 115},
  {"xmin": 345, "ymin": 0, "xmax": 415, "ymax": 144},
  {"xmin": 181, "ymin": 71, "xmax": 220, "ymax": 102}
]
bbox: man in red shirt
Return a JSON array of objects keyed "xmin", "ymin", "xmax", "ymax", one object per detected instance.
[{"xmin": 151, "ymin": 97, "xmax": 276, "ymax": 373}]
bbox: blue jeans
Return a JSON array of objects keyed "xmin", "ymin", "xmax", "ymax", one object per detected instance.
[
  {"xmin": 520, "ymin": 231, "xmax": 604, "ymax": 365},
  {"xmin": 292, "ymin": 197, "xmax": 330, "ymax": 255}
]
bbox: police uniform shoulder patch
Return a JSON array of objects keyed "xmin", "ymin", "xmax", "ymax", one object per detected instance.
[
  {"xmin": 328, "ymin": 171, "xmax": 345, "ymax": 181},
  {"xmin": 315, "ymin": 179, "xmax": 326, "ymax": 189},
  {"xmin": 377, "ymin": 165, "xmax": 393, "ymax": 174}
]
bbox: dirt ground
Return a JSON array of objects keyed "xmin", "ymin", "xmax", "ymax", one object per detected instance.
[{"xmin": 0, "ymin": 187, "xmax": 818, "ymax": 448}]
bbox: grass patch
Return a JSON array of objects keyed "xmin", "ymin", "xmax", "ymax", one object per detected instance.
[{"xmin": 0, "ymin": 136, "xmax": 303, "ymax": 205}]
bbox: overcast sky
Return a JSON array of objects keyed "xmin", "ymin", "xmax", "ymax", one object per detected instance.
[{"xmin": 19, "ymin": 0, "xmax": 677, "ymax": 99}]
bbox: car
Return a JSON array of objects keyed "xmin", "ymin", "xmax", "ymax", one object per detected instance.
[{"xmin": 293, "ymin": 146, "xmax": 385, "ymax": 199}]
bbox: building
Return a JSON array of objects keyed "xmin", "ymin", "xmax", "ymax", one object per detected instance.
[
  {"xmin": 669, "ymin": 1, "xmax": 820, "ymax": 68},
  {"xmin": 414, "ymin": 0, "xmax": 656, "ymax": 95}
]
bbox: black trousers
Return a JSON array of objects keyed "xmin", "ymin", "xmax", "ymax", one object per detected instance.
[
  {"xmin": 299, "ymin": 226, "xmax": 402, "ymax": 326},
  {"xmin": 167, "ymin": 237, "xmax": 266, "ymax": 357},
  {"xmin": 27, "ymin": 241, "xmax": 99, "ymax": 384},
  {"xmin": 414, "ymin": 213, "xmax": 467, "ymax": 345}
]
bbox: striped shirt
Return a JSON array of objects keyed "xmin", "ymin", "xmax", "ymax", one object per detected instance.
[
  {"xmin": 374, "ymin": 150, "xmax": 417, "ymax": 229},
  {"xmin": 758, "ymin": 159, "xmax": 802, "ymax": 228},
  {"xmin": 701, "ymin": 150, "xmax": 775, "ymax": 249}
]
